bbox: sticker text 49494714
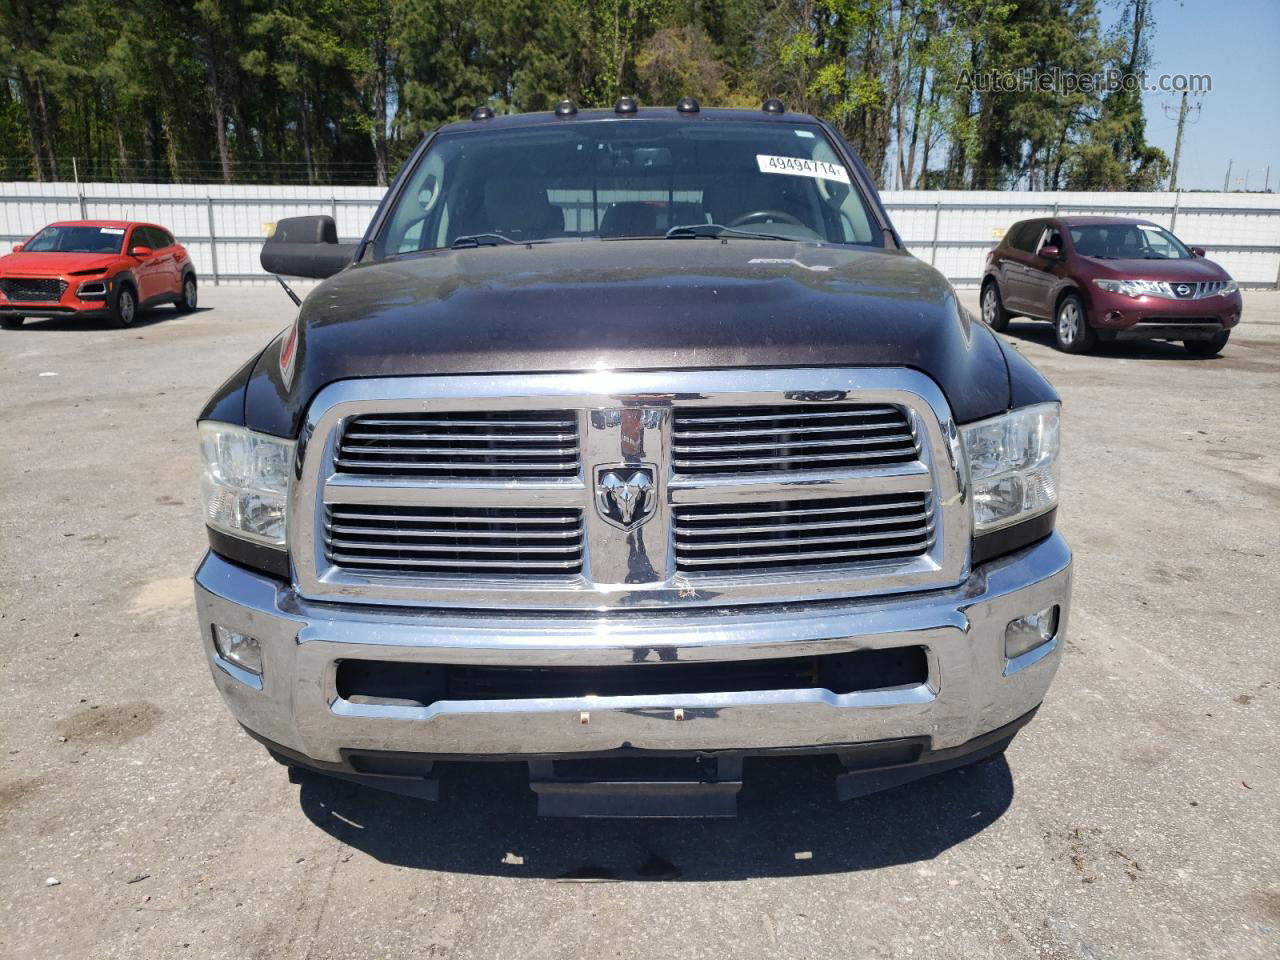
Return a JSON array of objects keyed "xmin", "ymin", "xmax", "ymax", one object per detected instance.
[{"xmin": 756, "ymin": 154, "xmax": 850, "ymax": 184}]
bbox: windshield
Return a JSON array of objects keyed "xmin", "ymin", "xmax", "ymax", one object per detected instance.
[
  {"xmin": 23, "ymin": 225, "xmax": 126, "ymax": 255},
  {"xmin": 1069, "ymin": 223, "xmax": 1191, "ymax": 260},
  {"xmin": 374, "ymin": 119, "xmax": 880, "ymax": 258}
]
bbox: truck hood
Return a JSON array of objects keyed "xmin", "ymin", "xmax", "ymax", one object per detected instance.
[{"xmin": 245, "ymin": 240, "xmax": 1013, "ymax": 435}]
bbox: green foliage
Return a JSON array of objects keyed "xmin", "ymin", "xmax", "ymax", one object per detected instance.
[{"xmin": 0, "ymin": 0, "xmax": 1167, "ymax": 189}]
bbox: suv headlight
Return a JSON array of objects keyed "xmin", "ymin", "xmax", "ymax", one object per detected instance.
[
  {"xmin": 1094, "ymin": 278, "xmax": 1175, "ymax": 299},
  {"xmin": 960, "ymin": 402, "xmax": 1059, "ymax": 533},
  {"xmin": 199, "ymin": 422, "xmax": 295, "ymax": 546}
]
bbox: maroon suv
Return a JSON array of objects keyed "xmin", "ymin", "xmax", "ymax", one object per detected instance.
[{"xmin": 981, "ymin": 216, "xmax": 1242, "ymax": 355}]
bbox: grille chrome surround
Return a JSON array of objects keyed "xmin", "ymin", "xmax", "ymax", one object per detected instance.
[
  {"xmin": 290, "ymin": 369, "xmax": 971, "ymax": 610},
  {"xmin": 673, "ymin": 493, "xmax": 935, "ymax": 572},
  {"xmin": 0, "ymin": 277, "xmax": 67, "ymax": 302},
  {"xmin": 672, "ymin": 403, "xmax": 917, "ymax": 474},
  {"xmin": 336, "ymin": 410, "xmax": 580, "ymax": 479}
]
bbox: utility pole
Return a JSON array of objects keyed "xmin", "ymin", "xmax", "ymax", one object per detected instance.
[
  {"xmin": 1163, "ymin": 92, "xmax": 1199, "ymax": 192},
  {"xmin": 1223, "ymin": 159, "xmax": 1232, "ymax": 193},
  {"xmin": 1169, "ymin": 92, "xmax": 1188, "ymax": 192}
]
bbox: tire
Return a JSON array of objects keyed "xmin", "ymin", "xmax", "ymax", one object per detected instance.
[
  {"xmin": 1053, "ymin": 293, "xmax": 1096, "ymax": 353},
  {"xmin": 980, "ymin": 281, "xmax": 1011, "ymax": 332},
  {"xmin": 1184, "ymin": 332, "xmax": 1230, "ymax": 357},
  {"xmin": 109, "ymin": 282, "xmax": 137, "ymax": 328},
  {"xmin": 0, "ymin": 315, "xmax": 22, "ymax": 330},
  {"xmin": 175, "ymin": 275, "xmax": 198, "ymax": 314}
]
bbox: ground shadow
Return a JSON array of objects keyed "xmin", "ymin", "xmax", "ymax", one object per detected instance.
[
  {"xmin": 7, "ymin": 304, "xmax": 212, "ymax": 332},
  {"xmin": 294, "ymin": 752, "xmax": 1014, "ymax": 880},
  {"xmin": 1000, "ymin": 319, "xmax": 1223, "ymax": 363}
]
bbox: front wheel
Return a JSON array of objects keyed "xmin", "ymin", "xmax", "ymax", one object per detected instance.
[
  {"xmin": 981, "ymin": 282, "xmax": 1011, "ymax": 332},
  {"xmin": 0, "ymin": 315, "xmax": 23, "ymax": 330},
  {"xmin": 109, "ymin": 283, "xmax": 137, "ymax": 328},
  {"xmin": 175, "ymin": 276, "xmax": 198, "ymax": 314},
  {"xmin": 1184, "ymin": 332, "xmax": 1230, "ymax": 357},
  {"xmin": 1054, "ymin": 294, "xmax": 1096, "ymax": 353}
]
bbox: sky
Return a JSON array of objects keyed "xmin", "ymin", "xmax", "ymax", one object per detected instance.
[{"xmin": 1101, "ymin": 0, "xmax": 1280, "ymax": 191}]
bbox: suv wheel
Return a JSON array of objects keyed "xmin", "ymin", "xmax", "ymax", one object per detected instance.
[
  {"xmin": 1184, "ymin": 332, "xmax": 1230, "ymax": 357},
  {"xmin": 176, "ymin": 276, "xmax": 198, "ymax": 314},
  {"xmin": 980, "ymin": 282, "xmax": 1010, "ymax": 332},
  {"xmin": 110, "ymin": 283, "xmax": 137, "ymax": 328},
  {"xmin": 1054, "ymin": 294, "xmax": 1095, "ymax": 353}
]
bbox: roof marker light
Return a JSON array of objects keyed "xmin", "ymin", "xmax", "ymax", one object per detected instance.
[
  {"xmin": 762, "ymin": 98, "xmax": 785, "ymax": 115},
  {"xmin": 614, "ymin": 97, "xmax": 638, "ymax": 115},
  {"xmin": 470, "ymin": 105, "xmax": 495, "ymax": 121},
  {"xmin": 676, "ymin": 96, "xmax": 700, "ymax": 114},
  {"xmin": 554, "ymin": 99, "xmax": 578, "ymax": 117}
]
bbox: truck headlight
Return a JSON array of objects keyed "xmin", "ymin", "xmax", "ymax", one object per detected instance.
[
  {"xmin": 198, "ymin": 422, "xmax": 295, "ymax": 547},
  {"xmin": 960, "ymin": 402, "xmax": 1059, "ymax": 533}
]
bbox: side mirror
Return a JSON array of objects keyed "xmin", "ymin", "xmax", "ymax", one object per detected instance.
[
  {"xmin": 1190, "ymin": 246, "xmax": 1206, "ymax": 258},
  {"xmin": 261, "ymin": 215, "xmax": 356, "ymax": 280},
  {"xmin": 1037, "ymin": 244, "xmax": 1061, "ymax": 260},
  {"xmin": 12, "ymin": 243, "xmax": 23, "ymax": 253},
  {"xmin": 130, "ymin": 245, "xmax": 153, "ymax": 258}
]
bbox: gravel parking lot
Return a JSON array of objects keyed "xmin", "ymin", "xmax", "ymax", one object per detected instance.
[{"xmin": 2, "ymin": 287, "xmax": 1277, "ymax": 959}]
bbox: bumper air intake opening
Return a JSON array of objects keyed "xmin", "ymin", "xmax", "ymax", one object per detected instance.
[{"xmin": 334, "ymin": 646, "xmax": 929, "ymax": 708}]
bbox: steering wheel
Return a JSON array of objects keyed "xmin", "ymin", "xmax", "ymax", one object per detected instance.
[{"xmin": 729, "ymin": 209, "xmax": 807, "ymax": 229}]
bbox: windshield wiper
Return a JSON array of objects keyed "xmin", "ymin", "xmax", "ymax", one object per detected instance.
[
  {"xmin": 664, "ymin": 223, "xmax": 796, "ymax": 242},
  {"xmin": 450, "ymin": 233, "xmax": 517, "ymax": 249}
]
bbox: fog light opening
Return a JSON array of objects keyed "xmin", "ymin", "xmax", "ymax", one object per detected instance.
[
  {"xmin": 1004, "ymin": 605, "xmax": 1059, "ymax": 662},
  {"xmin": 212, "ymin": 625, "xmax": 263, "ymax": 677}
]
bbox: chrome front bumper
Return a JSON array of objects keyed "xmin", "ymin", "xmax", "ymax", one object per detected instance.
[{"xmin": 194, "ymin": 532, "xmax": 1071, "ymax": 766}]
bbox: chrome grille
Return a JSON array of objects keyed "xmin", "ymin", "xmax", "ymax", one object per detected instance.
[
  {"xmin": 324, "ymin": 505, "xmax": 585, "ymax": 576},
  {"xmin": 672, "ymin": 403, "xmax": 917, "ymax": 475},
  {"xmin": 294, "ymin": 370, "xmax": 967, "ymax": 610},
  {"xmin": 0, "ymin": 277, "xmax": 67, "ymax": 302},
  {"xmin": 674, "ymin": 493, "xmax": 934, "ymax": 572},
  {"xmin": 1171, "ymin": 280, "xmax": 1231, "ymax": 300},
  {"xmin": 336, "ymin": 410, "xmax": 580, "ymax": 479}
]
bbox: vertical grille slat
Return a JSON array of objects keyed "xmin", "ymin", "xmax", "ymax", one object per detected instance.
[
  {"xmin": 674, "ymin": 493, "xmax": 935, "ymax": 573},
  {"xmin": 672, "ymin": 402, "xmax": 917, "ymax": 475},
  {"xmin": 336, "ymin": 410, "xmax": 580, "ymax": 480}
]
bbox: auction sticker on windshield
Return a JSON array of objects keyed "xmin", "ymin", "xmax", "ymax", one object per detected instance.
[{"xmin": 756, "ymin": 155, "xmax": 850, "ymax": 184}]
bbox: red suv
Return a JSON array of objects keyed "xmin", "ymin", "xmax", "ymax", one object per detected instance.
[
  {"xmin": 981, "ymin": 216, "xmax": 1241, "ymax": 356},
  {"xmin": 0, "ymin": 220, "xmax": 198, "ymax": 329}
]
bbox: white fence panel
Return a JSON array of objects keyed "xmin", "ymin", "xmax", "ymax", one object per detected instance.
[{"xmin": 2, "ymin": 182, "xmax": 1277, "ymax": 287}]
